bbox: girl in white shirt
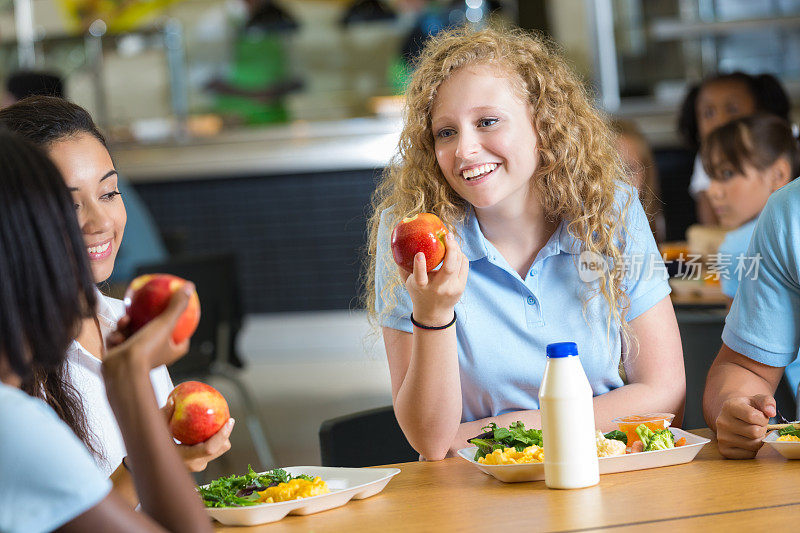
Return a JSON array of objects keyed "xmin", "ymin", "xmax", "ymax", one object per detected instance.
[{"xmin": 0, "ymin": 96, "xmax": 233, "ymax": 506}]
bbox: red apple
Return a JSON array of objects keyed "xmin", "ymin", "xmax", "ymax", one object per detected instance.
[
  {"xmin": 391, "ymin": 213, "xmax": 449, "ymax": 272},
  {"xmin": 124, "ymin": 273, "xmax": 201, "ymax": 345},
  {"xmin": 167, "ymin": 381, "xmax": 230, "ymax": 445}
]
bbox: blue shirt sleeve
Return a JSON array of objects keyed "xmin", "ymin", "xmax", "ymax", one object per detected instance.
[
  {"xmin": 0, "ymin": 385, "xmax": 111, "ymax": 533},
  {"xmin": 722, "ymin": 183, "xmax": 800, "ymax": 366},
  {"xmin": 375, "ymin": 209, "xmax": 413, "ymax": 333},
  {"xmin": 619, "ymin": 187, "xmax": 672, "ymax": 321}
]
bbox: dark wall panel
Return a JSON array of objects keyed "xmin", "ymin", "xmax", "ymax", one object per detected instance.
[
  {"xmin": 653, "ymin": 147, "xmax": 697, "ymax": 242},
  {"xmin": 134, "ymin": 169, "xmax": 379, "ymax": 314}
]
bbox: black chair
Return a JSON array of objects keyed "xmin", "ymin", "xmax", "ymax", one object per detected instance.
[
  {"xmin": 319, "ymin": 406, "xmax": 419, "ymax": 467},
  {"xmin": 677, "ymin": 308, "xmax": 726, "ymax": 430},
  {"xmin": 135, "ymin": 253, "xmax": 275, "ymax": 468}
]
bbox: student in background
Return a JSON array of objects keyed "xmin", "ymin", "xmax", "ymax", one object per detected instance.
[
  {"xmin": 677, "ymin": 72, "xmax": 790, "ymax": 226},
  {"xmin": 0, "ymin": 129, "xmax": 211, "ymax": 532},
  {"xmin": 700, "ymin": 114, "xmax": 798, "ymax": 304},
  {"xmin": 611, "ymin": 119, "xmax": 666, "ymax": 242}
]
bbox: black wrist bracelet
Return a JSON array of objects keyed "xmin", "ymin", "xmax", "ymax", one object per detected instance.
[
  {"xmin": 410, "ymin": 311, "xmax": 457, "ymax": 330},
  {"xmin": 122, "ymin": 456, "xmax": 131, "ymax": 472}
]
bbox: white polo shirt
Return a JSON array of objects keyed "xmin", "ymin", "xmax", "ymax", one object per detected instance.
[{"xmin": 66, "ymin": 288, "xmax": 174, "ymax": 475}]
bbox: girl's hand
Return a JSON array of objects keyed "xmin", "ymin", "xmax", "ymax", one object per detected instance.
[
  {"xmin": 160, "ymin": 396, "xmax": 234, "ymax": 472},
  {"xmin": 401, "ymin": 233, "xmax": 469, "ymax": 326},
  {"xmin": 105, "ymin": 284, "xmax": 194, "ymax": 370}
]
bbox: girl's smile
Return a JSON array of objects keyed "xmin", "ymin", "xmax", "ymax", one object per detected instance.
[
  {"xmin": 460, "ymin": 162, "xmax": 500, "ymax": 183},
  {"xmin": 86, "ymin": 238, "xmax": 114, "ymax": 261}
]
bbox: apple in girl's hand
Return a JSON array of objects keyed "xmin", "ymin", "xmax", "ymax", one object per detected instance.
[
  {"xmin": 124, "ymin": 274, "xmax": 200, "ymax": 344},
  {"xmin": 167, "ymin": 381, "xmax": 230, "ymax": 445},
  {"xmin": 391, "ymin": 213, "xmax": 449, "ymax": 272}
]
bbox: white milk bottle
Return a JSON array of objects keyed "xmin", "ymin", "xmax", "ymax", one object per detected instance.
[{"xmin": 538, "ymin": 341, "xmax": 599, "ymax": 489}]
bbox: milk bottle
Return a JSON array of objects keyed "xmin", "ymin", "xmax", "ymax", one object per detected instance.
[{"xmin": 538, "ymin": 342, "xmax": 599, "ymax": 489}]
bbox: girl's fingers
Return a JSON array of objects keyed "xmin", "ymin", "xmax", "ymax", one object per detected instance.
[
  {"xmin": 116, "ymin": 315, "xmax": 131, "ymax": 330},
  {"xmin": 106, "ymin": 331, "xmax": 125, "ymax": 348},
  {"xmin": 106, "ymin": 315, "xmax": 131, "ymax": 349},
  {"xmin": 160, "ymin": 396, "xmax": 175, "ymax": 422},
  {"xmin": 413, "ymin": 252, "xmax": 429, "ymax": 287},
  {"xmin": 441, "ymin": 233, "xmax": 461, "ymax": 274}
]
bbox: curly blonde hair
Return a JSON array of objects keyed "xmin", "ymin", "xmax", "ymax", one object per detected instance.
[{"xmin": 363, "ymin": 26, "xmax": 633, "ymax": 345}]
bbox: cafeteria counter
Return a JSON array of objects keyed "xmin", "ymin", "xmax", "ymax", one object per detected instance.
[{"xmin": 112, "ymin": 117, "xmax": 403, "ymax": 184}]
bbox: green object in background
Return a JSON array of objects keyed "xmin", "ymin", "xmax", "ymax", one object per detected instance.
[
  {"xmin": 215, "ymin": 33, "xmax": 288, "ymax": 125},
  {"xmin": 388, "ymin": 56, "xmax": 412, "ymax": 95}
]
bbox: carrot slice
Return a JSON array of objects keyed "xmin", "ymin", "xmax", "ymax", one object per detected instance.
[{"xmin": 675, "ymin": 437, "xmax": 687, "ymax": 447}]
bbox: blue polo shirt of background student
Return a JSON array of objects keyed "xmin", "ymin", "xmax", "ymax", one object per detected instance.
[
  {"xmin": 717, "ymin": 218, "xmax": 757, "ymax": 299},
  {"xmin": 375, "ymin": 185, "xmax": 671, "ymax": 423},
  {"xmin": 722, "ymin": 179, "xmax": 800, "ymax": 416},
  {"xmin": 716, "ymin": 213, "xmax": 800, "ymax": 409}
]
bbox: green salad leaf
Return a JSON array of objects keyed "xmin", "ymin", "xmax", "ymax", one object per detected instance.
[
  {"xmin": 198, "ymin": 465, "xmax": 315, "ymax": 508},
  {"xmin": 604, "ymin": 430, "xmax": 627, "ymax": 444},
  {"xmin": 468, "ymin": 421, "xmax": 543, "ymax": 461}
]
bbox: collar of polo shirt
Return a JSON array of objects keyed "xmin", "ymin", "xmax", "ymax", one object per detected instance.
[{"xmin": 458, "ymin": 206, "xmax": 583, "ymax": 264}]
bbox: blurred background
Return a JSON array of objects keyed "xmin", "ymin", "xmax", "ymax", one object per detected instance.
[{"xmin": 4, "ymin": 0, "xmax": 799, "ymax": 481}]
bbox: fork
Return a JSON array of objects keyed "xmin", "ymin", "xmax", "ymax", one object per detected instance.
[{"xmin": 767, "ymin": 409, "xmax": 800, "ymax": 431}]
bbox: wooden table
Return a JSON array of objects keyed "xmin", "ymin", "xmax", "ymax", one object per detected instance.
[{"xmin": 215, "ymin": 430, "xmax": 800, "ymax": 532}]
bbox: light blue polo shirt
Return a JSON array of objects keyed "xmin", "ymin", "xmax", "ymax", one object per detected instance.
[
  {"xmin": 715, "ymin": 201, "xmax": 800, "ymax": 412},
  {"xmin": 376, "ymin": 184, "xmax": 671, "ymax": 422},
  {"xmin": 723, "ymin": 179, "xmax": 800, "ymax": 411},
  {"xmin": 0, "ymin": 383, "xmax": 111, "ymax": 533},
  {"xmin": 717, "ymin": 218, "xmax": 757, "ymax": 298}
]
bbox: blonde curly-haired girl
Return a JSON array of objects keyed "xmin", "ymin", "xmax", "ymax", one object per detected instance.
[{"xmin": 364, "ymin": 26, "xmax": 684, "ymax": 460}]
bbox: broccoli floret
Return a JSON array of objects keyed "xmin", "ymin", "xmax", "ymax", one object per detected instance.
[
  {"xmin": 636, "ymin": 424, "xmax": 675, "ymax": 452},
  {"xmin": 635, "ymin": 424, "xmax": 655, "ymax": 447}
]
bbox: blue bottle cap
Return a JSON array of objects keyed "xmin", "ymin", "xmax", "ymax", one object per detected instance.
[{"xmin": 546, "ymin": 342, "xmax": 579, "ymax": 358}]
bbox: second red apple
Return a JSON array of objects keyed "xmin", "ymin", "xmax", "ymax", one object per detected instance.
[
  {"xmin": 390, "ymin": 213, "xmax": 449, "ymax": 272},
  {"xmin": 167, "ymin": 381, "xmax": 230, "ymax": 445}
]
